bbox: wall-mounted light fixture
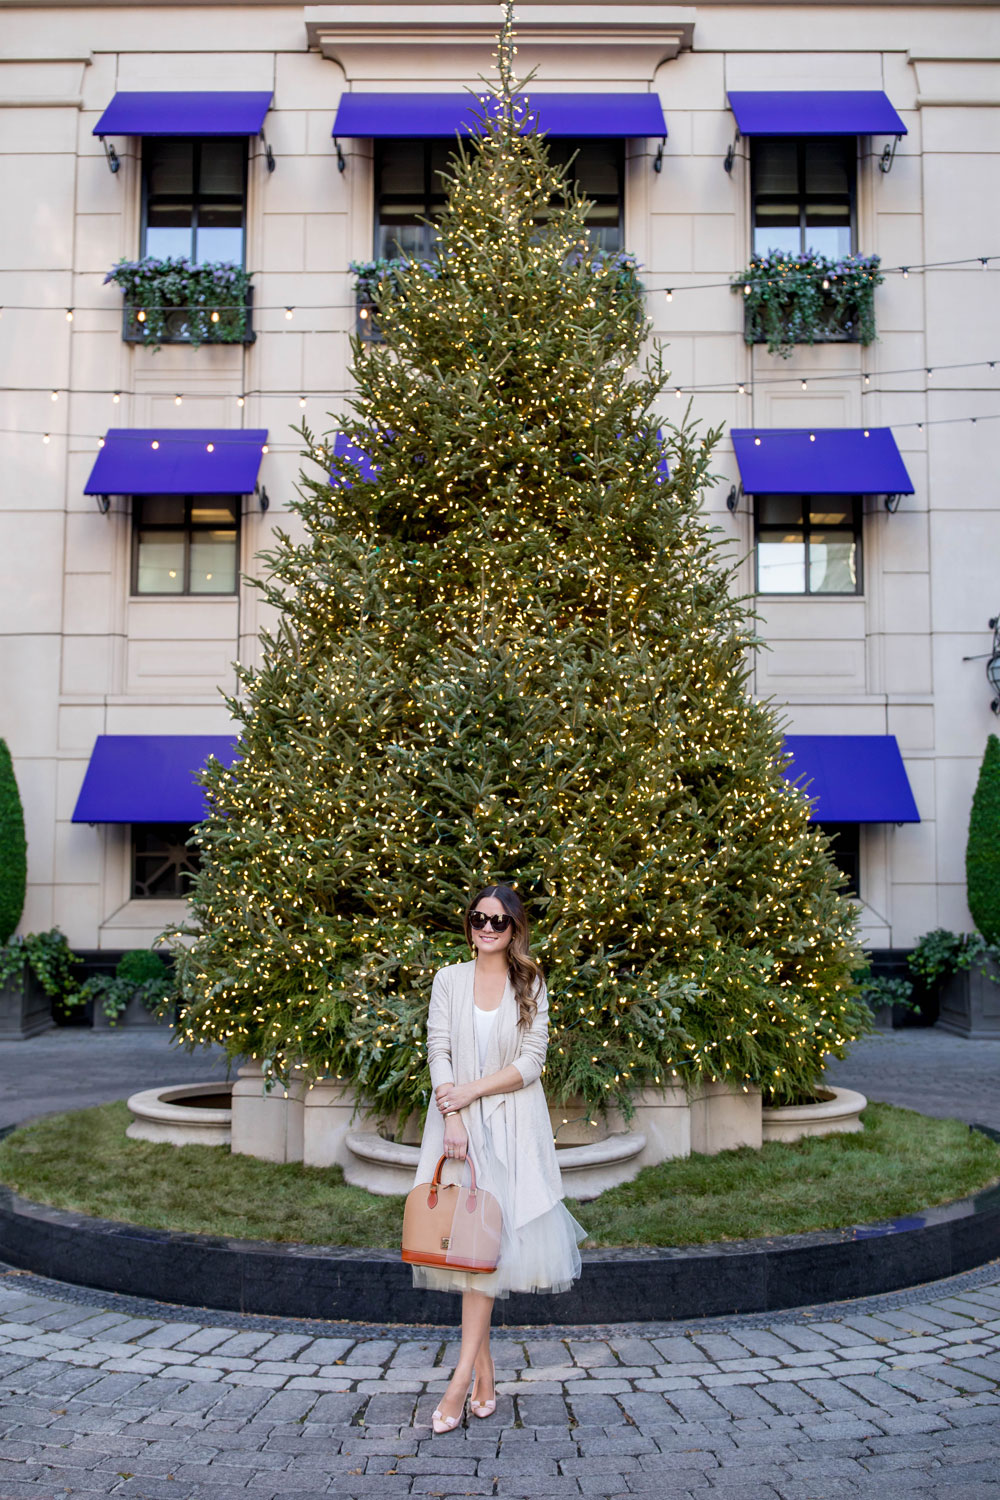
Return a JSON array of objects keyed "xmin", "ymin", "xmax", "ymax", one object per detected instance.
[{"xmin": 963, "ymin": 615, "xmax": 1000, "ymax": 714}]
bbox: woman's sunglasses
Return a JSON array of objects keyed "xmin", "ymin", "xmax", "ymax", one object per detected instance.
[{"xmin": 469, "ymin": 911, "xmax": 512, "ymax": 932}]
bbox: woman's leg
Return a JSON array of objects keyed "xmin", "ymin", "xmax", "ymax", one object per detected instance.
[{"xmin": 434, "ymin": 1289, "xmax": 494, "ymax": 1422}]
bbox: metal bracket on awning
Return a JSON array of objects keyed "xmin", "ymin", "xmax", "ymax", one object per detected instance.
[
  {"xmin": 884, "ymin": 492, "xmax": 902, "ymax": 513},
  {"xmin": 653, "ymin": 135, "xmax": 667, "ymax": 173},
  {"xmin": 99, "ymin": 136, "xmax": 121, "ymax": 175},
  {"xmin": 95, "ymin": 494, "xmax": 111, "ymax": 515},
  {"xmin": 333, "ymin": 137, "xmax": 346, "ymax": 173},
  {"xmin": 260, "ymin": 128, "xmax": 275, "ymax": 173},
  {"xmin": 724, "ymin": 129, "xmax": 740, "ymax": 174},
  {"xmin": 878, "ymin": 134, "xmax": 902, "ymax": 174}
]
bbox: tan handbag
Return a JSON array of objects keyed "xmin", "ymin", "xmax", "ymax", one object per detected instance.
[{"xmin": 401, "ymin": 1150, "xmax": 503, "ymax": 1273}]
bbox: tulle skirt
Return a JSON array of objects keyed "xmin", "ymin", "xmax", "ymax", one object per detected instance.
[{"xmin": 411, "ymin": 1194, "xmax": 588, "ymax": 1300}]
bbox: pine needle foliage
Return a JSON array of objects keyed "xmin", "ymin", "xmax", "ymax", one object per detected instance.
[
  {"xmin": 172, "ymin": 5, "xmax": 868, "ymax": 1120},
  {"xmin": 967, "ymin": 732, "xmax": 1000, "ymax": 944}
]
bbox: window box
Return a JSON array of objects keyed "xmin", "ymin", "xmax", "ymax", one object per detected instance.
[
  {"xmin": 106, "ymin": 258, "xmax": 255, "ymax": 351},
  {"xmin": 733, "ymin": 252, "xmax": 882, "ymax": 358}
]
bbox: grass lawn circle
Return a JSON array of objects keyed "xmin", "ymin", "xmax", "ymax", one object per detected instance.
[{"xmin": 0, "ymin": 1100, "xmax": 998, "ymax": 1251}]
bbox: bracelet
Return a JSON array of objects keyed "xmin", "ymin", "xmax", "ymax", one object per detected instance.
[{"xmin": 443, "ymin": 1108, "xmax": 459, "ymax": 1117}]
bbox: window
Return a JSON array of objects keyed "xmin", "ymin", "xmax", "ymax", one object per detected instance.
[
  {"xmin": 755, "ymin": 494, "xmax": 861, "ymax": 595},
  {"xmin": 751, "ymin": 138, "xmax": 856, "ymax": 258},
  {"xmin": 132, "ymin": 495, "xmax": 240, "ymax": 596},
  {"xmin": 818, "ymin": 822, "xmax": 860, "ymax": 897},
  {"xmin": 132, "ymin": 823, "xmax": 200, "ymax": 899},
  {"xmin": 373, "ymin": 137, "xmax": 624, "ymax": 260},
  {"xmin": 142, "ymin": 138, "xmax": 247, "ymax": 265}
]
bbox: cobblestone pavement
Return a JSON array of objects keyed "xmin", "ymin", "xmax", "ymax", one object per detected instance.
[
  {"xmin": 2, "ymin": 1263, "xmax": 1000, "ymax": 1500},
  {"xmin": 826, "ymin": 1028, "xmax": 1000, "ymax": 1133}
]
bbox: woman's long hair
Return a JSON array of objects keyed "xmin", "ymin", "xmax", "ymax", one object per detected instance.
[{"xmin": 463, "ymin": 884, "xmax": 543, "ymax": 1029}]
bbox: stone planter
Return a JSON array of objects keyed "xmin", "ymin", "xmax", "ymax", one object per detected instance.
[
  {"xmin": 231, "ymin": 1061, "xmax": 306, "ymax": 1163},
  {"xmin": 937, "ymin": 957, "xmax": 1000, "ymax": 1038},
  {"xmin": 761, "ymin": 1085, "xmax": 867, "ymax": 1144},
  {"xmin": 126, "ymin": 1082, "xmax": 233, "ymax": 1146},
  {"xmin": 0, "ymin": 961, "xmax": 54, "ymax": 1040},
  {"xmin": 93, "ymin": 991, "xmax": 172, "ymax": 1030}
]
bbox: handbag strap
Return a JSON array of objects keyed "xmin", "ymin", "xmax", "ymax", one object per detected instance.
[{"xmin": 428, "ymin": 1151, "xmax": 479, "ymax": 1212}]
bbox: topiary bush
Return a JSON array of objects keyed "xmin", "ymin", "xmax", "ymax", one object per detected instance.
[
  {"xmin": 0, "ymin": 739, "xmax": 27, "ymax": 944},
  {"xmin": 967, "ymin": 733, "xmax": 1000, "ymax": 944}
]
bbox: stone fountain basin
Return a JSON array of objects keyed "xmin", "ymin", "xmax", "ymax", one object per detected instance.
[{"xmin": 126, "ymin": 1082, "xmax": 233, "ymax": 1147}]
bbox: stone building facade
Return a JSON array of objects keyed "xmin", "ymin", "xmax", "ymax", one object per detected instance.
[{"xmin": 1, "ymin": 0, "xmax": 998, "ymax": 959}]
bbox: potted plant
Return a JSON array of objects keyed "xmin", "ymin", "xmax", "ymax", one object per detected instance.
[
  {"xmin": 932, "ymin": 736, "xmax": 1000, "ymax": 1035},
  {"xmin": 0, "ymin": 737, "xmax": 27, "ymax": 951},
  {"xmin": 0, "ymin": 929, "xmax": 79, "ymax": 1039},
  {"xmin": 69, "ymin": 949, "xmax": 176, "ymax": 1029},
  {"xmin": 104, "ymin": 257, "xmax": 254, "ymax": 351},
  {"xmin": 731, "ymin": 250, "xmax": 883, "ymax": 358}
]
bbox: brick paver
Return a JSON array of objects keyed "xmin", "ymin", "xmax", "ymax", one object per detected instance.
[{"xmin": 2, "ymin": 1263, "xmax": 1000, "ymax": 1499}]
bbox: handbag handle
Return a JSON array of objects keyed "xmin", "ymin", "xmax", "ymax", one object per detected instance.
[{"xmin": 428, "ymin": 1150, "xmax": 479, "ymax": 1213}]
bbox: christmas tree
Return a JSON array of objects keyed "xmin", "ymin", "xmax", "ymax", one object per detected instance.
[{"xmin": 173, "ymin": 4, "xmax": 868, "ymax": 1120}]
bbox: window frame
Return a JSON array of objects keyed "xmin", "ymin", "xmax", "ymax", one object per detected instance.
[
  {"xmin": 753, "ymin": 492, "xmax": 863, "ymax": 597},
  {"xmin": 750, "ymin": 135, "xmax": 858, "ymax": 257},
  {"xmin": 372, "ymin": 136, "xmax": 625, "ymax": 260},
  {"xmin": 140, "ymin": 135, "xmax": 249, "ymax": 267},
  {"xmin": 130, "ymin": 822, "xmax": 201, "ymax": 900},
  {"xmin": 817, "ymin": 821, "xmax": 861, "ymax": 898},
  {"xmin": 130, "ymin": 493, "xmax": 241, "ymax": 598}
]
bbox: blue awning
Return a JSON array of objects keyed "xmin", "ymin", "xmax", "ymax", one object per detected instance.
[
  {"xmin": 731, "ymin": 428, "xmax": 914, "ymax": 495},
  {"xmin": 332, "ymin": 92, "xmax": 666, "ymax": 140},
  {"xmin": 84, "ymin": 429, "xmax": 268, "ymax": 496},
  {"xmin": 94, "ymin": 92, "xmax": 273, "ymax": 137},
  {"xmin": 728, "ymin": 91, "xmax": 907, "ymax": 137},
  {"xmin": 331, "ymin": 432, "xmax": 380, "ymax": 486},
  {"xmin": 783, "ymin": 735, "xmax": 920, "ymax": 823},
  {"xmin": 72, "ymin": 736, "xmax": 239, "ymax": 824}
]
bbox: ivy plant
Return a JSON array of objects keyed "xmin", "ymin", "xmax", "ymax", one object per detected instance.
[
  {"xmin": 104, "ymin": 258, "xmax": 252, "ymax": 352},
  {"xmin": 907, "ymin": 927, "xmax": 1000, "ymax": 987},
  {"xmin": 732, "ymin": 251, "xmax": 884, "ymax": 358},
  {"xmin": 0, "ymin": 929, "xmax": 79, "ymax": 1002},
  {"xmin": 65, "ymin": 948, "xmax": 175, "ymax": 1027}
]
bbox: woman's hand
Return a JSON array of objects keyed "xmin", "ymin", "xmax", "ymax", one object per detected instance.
[
  {"xmin": 442, "ymin": 1115, "xmax": 469, "ymax": 1162},
  {"xmin": 435, "ymin": 1081, "xmax": 479, "ymax": 1115}
]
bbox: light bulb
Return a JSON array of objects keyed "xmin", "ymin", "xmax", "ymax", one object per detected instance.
[
  {"xmin": 801, "ymin": 380, "xmax": 807, "ymax": 390},
  {"xmin": 151, "ymin": 440, "xmax": 159, "ymax": 450},
  {"xmin": 174, "ymin": 394, "xmax": 182, "ymax": 406},
  {"xmin": 285, "ymin": 307, "xmax": 294, "ymax": 320},
  {"xmin": 666, "ymin": 289, "xmax": 673, "ymax": 302},
  {"xmin": 50, "ymin": 390, "xmax": 59, "ymax": 402},
  {"xmin": 42, "ymin": 433, "xmax": 51, "ymax": 444},
  {"xmin": 65, "ymin": 309, "xmax": 74, "ymax": 321},
  {"xmin": 112, "ymin": 392, "xmax": 121, "ymax": 404},
  {"xmin": 211, "ymin": 310, "xmax": 220, "ymax": 323},
  {"xmin": 299, "ymin": 396, "xmax": 307, "ymax": 408},
  {"xmin": 206, "ymin": 443, "xmax": 215, "ymax": 453},
  {"xmin": 237, "ymin": 395, "xmax": 245, "ymax": 408},
  {"xmin": 137, "ymin": 309, "xmax": 146, "ymax": 322},
  {"xmin": 262, "ymin": 444, "xmax": 269, "ymax": 454},
  {"xmin": 738, "ymin": 384, "xmax": 745, "ymax": 395}
]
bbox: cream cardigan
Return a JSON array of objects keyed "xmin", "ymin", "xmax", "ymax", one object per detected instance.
[{"xmin": 412, "ymin": 958, "xmax": 564, "ymax": 1231}]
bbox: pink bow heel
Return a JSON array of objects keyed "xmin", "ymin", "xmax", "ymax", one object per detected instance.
[
  {"xmin": 431, "ymin": 1397, "xmax": 466, "ymax": 1435},
  {"xmin": 470, "ymin": 1356, "xmax": 496, "ymax": 1418}
]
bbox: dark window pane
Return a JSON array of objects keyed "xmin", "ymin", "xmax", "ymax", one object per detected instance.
[
  {"xmin": 146, "ymin": 139, "xmax": 194, "ymax": 200},
  {"xmin": 818, "ymin": 822, "xmax": 860, "ymax": 896},
  {"xmin": 132, "ymin": 823, "xmax": 200, "ymax": 899},
  {"xmin": 138, "ymin": 495, "xmax": 186, "ymax": 526},
  {"xmin": 758, "ymin": 495, "xmax": 804, "ymax": 527},
  {"xmin": 199, "ymin": 139, "xmax": 245, "ymax": 197},
  {"xmin": 190, "ymin": 498, "xmax": 238, "ymax": 525},
  {"xmin": 809, "ymin": 499, "xmax": 853, "ymax": 526}
]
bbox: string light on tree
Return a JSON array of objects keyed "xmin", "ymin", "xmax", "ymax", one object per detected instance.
[{"xmin": 170, "ymin": 0, "xmax": 869, "ymax": 1120}]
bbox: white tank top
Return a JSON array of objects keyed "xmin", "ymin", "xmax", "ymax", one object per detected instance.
[{"xmin": 473, "ymin": 1003, "xmax": 498, "ymax": 1073}]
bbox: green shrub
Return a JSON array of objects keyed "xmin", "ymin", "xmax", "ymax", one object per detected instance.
[
  {"xmin": 66, "ymin": 948, "xmax": 174, "ymax": 1026},
  {"xmin": 0, "ymin": 739, "xmax": 27, "ymax": 944},
  {"xmin": 967, "ymin": 733, "xmax": 1000, "ymax": 944}
]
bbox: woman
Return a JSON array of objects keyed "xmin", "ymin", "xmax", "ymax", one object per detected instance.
[{"xmin": 410, "ymin": 883, "xmax": 588, "ymax": 1434}]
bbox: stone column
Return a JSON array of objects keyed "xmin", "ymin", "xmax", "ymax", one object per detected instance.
[
  {"xmin": 230, "ymin": 1061, "xmax": 305, "ymax": 1163},
  {"xmin": 689, "ymin": 1080, "xmax": 762, "ymax": 1155}
]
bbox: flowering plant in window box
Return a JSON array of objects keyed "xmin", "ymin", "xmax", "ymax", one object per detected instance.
[
  {"xmin": 105, "ymin": 257, "xmax": 254, "ymax": 352},
  {"xmin": 732, "ymin": 251, "xmax": 883, "ymax": 358}
]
